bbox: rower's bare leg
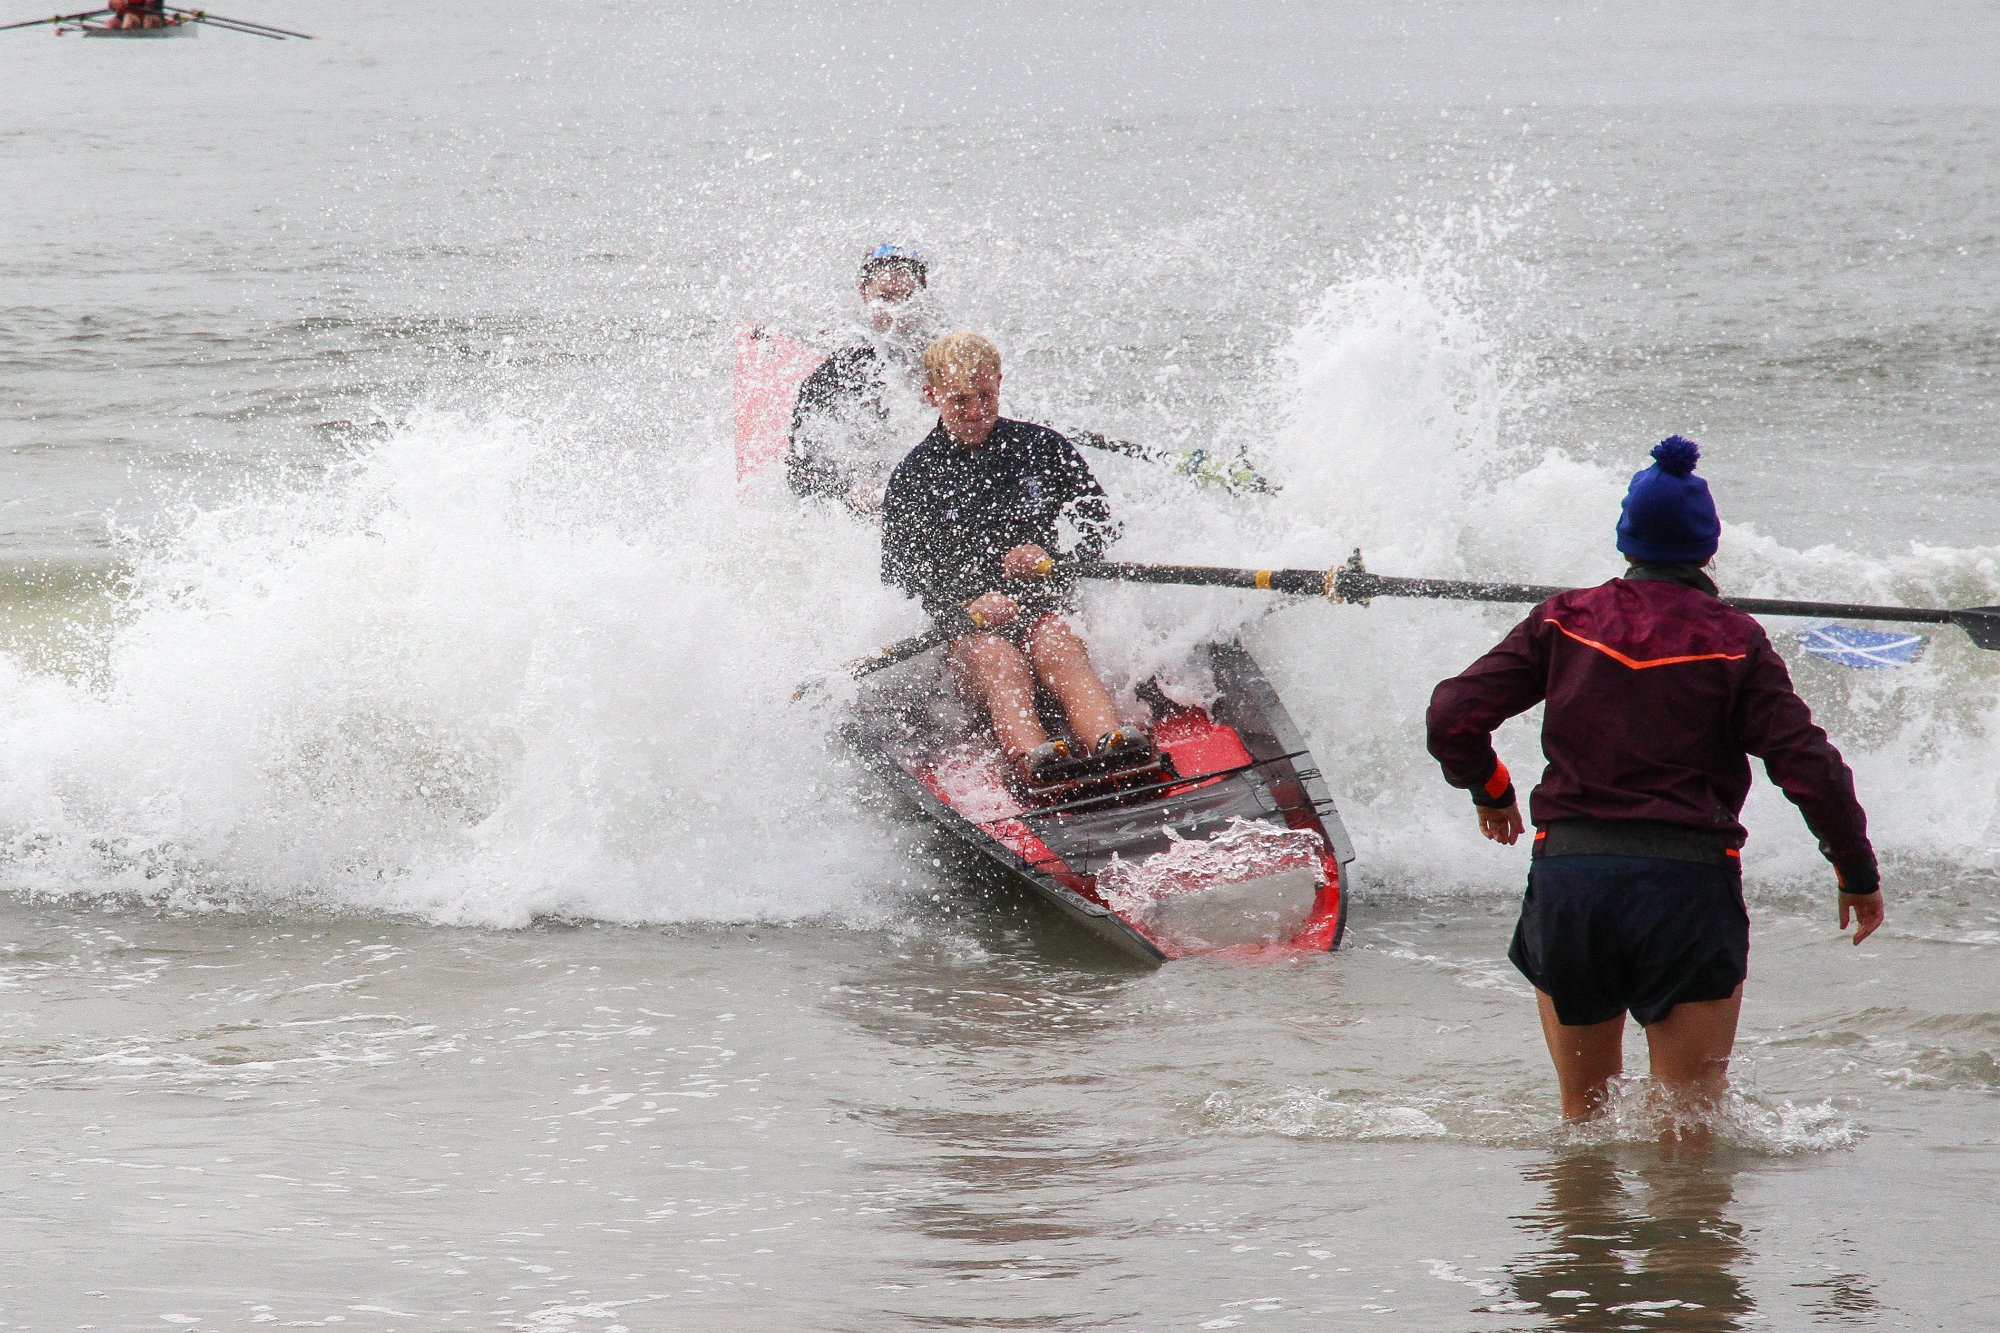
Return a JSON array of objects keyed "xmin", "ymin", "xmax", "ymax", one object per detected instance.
[
  {"xmin": 1641, "ymin": 986, "xmax": 1742, "ymax": 1136},
  {"xmin": 1022, "ymin": 616, "xmax": 1120, "ymax": 745},
  {"xmin": 1536, "ymin": 990, "xmax": 1626, "ymax": 1123},
  {"xmin": 948, "ymin": 633, "xmax": 1046, "ymax": 759}
]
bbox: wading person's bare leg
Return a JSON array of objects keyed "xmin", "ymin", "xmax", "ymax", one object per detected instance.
[
  {"xmin": 1642, "ymin": 986, "xmax": 1743, "ymax": 1128},
  {"xmin": 1536, "ymin": 992, "xmax": 1626, "ymax": 1122},
  {"xmin": 949, "ymin": 633, "xmax": 1046, "ymax": 758}
]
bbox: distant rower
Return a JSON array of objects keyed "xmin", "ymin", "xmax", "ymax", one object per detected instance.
[
  {"xmin": 786, "ymin": 243, "xmax": 938, "ymax": 517},
  {"xmin": 106, "ymin": 0, "xmax": 174, "ymax": 28}
]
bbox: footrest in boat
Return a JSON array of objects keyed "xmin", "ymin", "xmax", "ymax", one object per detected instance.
[{"xmin": 1017, "ymin": 749, "xmax": 1174, "ymax": 802}]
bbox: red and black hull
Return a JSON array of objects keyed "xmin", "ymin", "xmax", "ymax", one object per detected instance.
[{"xmin": 843, "ymin": 640, "xmax": 1352, "ymax": 964}]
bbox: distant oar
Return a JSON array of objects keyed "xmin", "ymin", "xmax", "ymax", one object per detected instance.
[
  {"xmin": 0, "ymin": 9, "xmax": 110, "ymax": 31},
  {"xmin": 1066, "ymin": 430, "xmax": 1273, "ymax": 496},
  {"xmin": 1074, "ymin": 556, "xmax": 2000, "ymax": 651},
  {"xmin": 791, "ymin": 624, "xmax": 952, "ymax": 702},
  {"xmin": 168, "ymin": 7, "xmax": 316, "ymax": 38}
]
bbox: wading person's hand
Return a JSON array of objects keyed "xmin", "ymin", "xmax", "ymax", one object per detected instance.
[
  {"xmin": 1477, "ymin": 802, "xmax": 1525, "ymax": 845},
  {"xmin": 1839, "ymin": 890, "xmax": 1884, "ymax": 945}
]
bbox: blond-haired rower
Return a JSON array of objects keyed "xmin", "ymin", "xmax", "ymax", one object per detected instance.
[{"xmin": 880, "ymin": 332, "xmax": 1149, "ymax": 785}]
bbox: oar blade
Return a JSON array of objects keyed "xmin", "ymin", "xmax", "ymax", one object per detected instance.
[
  {"xmin": 1065, "ymin": 429, "xmax": 1271, "ymax": 496},
  {"xmin": 1951, "ymin": 607, "xmax": 2000, "ymax": 652},
  {"xmin": 1795, "ymin": 623, "xmax": 1928, "ymax": 670}
]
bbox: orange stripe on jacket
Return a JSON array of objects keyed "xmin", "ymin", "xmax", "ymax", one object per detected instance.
[
  {"xmin": 1483, "ymin": 761, "xmax": 1513, "ymax": 801},
  {"xmin": 1545, "ymin": 617, "xmax": 1748, "ymax": 671}
]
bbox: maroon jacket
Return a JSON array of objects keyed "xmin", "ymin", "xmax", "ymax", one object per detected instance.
[{"xmin": 1426, "ymin": 571, "xmax": 1879, "ymax": 893}]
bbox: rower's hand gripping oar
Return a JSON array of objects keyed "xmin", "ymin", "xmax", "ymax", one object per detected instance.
[
  {"xmin": 789, "ymin": 552, "xmax": 1090, "ymax": 702},
  {"xmin": 1076, "ymin": 553, "xmax": 2000, "ymax": 651}
]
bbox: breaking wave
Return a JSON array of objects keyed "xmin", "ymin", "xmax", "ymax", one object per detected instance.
[{"xmin": 0, "ymin": 213, "xmax": 1994, "ymax": 923}]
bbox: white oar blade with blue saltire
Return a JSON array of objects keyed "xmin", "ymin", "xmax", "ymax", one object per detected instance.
[{"xmin": 1796, "ymin": 623, "xmax": 1928, "ymax": 669}]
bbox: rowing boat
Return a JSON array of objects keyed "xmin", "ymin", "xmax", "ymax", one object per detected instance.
[
  {"xmin": 4, "ymin": 7, "xmax": 313, "ymax": 39},
  {"xmin": 844, "ymin": 639, "xmax": 1352, "ymax": 963}
]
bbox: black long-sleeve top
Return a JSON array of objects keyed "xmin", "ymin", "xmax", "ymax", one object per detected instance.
[
  {"xmin": 785, "ymin": 346, "xmax": 889, "ymax": 504},
  {"xmin": 880, "ymin": 417, "xmax": 1118, "ymax": 627}
]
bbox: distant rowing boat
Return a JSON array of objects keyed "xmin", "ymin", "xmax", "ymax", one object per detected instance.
[
  {"xmin": 5, "ymin": 7, "xmax": 313, "ymax": 39},
  {"xmin": 67, "ymin": 21, "xmax": 196, "ymax": 36}
]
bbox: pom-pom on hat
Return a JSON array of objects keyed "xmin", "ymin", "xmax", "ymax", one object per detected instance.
[{"xmin": 1616, "ymin": 435, "xmax": 1721, "ymax": 563}]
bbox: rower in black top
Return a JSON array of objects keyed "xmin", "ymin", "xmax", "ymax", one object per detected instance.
[
  {"xmin": 786, "ymin": 243, "xmax": 936, "ymax": 517},
  {"xmin": 881, "ymin": 331, "xmax": 1150, "ymax": 786}
]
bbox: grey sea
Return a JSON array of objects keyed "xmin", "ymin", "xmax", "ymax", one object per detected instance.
[{"xmin": 3, "ymin": 2, "xmax": 1997, "ymax": 1328}]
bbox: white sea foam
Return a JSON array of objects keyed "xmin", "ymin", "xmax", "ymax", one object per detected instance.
[
  {"xmin": 0, "ymin": 412, "xmax": 918, "ymax": 925},
  {"xmin": 1556, "ymin": 1078, "xmax": 1862, "ymax": 1154},
  {"xmin": 0, "ymin": 219, "xmax": 1993, "ymax": 923},
  {"xmin": 1205, "ymin": 235, "xmax": 2000, "ymax": 893}
]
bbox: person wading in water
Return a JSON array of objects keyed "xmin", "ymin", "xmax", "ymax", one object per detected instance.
[{"xmin": 1426, "ymin": 435, "xmax": 1885, "ymax": 1127}]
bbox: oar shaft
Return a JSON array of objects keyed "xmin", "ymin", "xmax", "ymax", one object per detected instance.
[
  {"xmin": 1722, "ymin": 597, "xmax": 1953, "ymax": 627},
  {"xmin": 170, "ymin": 7, "xmax": 315, "ymax": 37},
  {"xmin": 1347, "ymin": 571, "xmax": 1961, "ymax": 626},
  {"xmin": 1067, "ymin": 430, "xmax": 1156, "ymax": 463},
  {"xmin": 793, "ymin": 623, "xmax": 952, "ymax": 702},
  {"xmin": 842, "ymin": 625, "xmax": 952, "ymax": 679},
  {"xmin": 1078, "ymin": 559, "xmax": 1993, "ymax": 646},
  {"xmin": 1066, "ymin": 430, "xmax": 1273, "ymax": 495},
  {"xmin": 0, "ymin": 9, "xmax": 106, "ymax": 30},
  {"xmin": 1335, "ymin": 570, "xmax": 1569, "ymax": 605},
  {"xmin": 185, "ymin": 14, "xmax": 286, "ymax": 37},
  {"xmin": 1084, "ymin": 560, "xmax": 1327, "ymax": 596}
]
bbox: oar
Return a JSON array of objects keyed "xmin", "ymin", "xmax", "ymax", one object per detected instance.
[
  {"xmin": 1066, "ymin": 430, "xmax": 1274, "ymax": 496},
  {"xmin": 1074, "ymin": 556, "xmax": 2000, "ymax": 651},
  {"xmin": 0, "ymin": 9, "xmax": 109, "ymax": 31},
  {"xmin": 168, "ymin": 7, "xmax": 315, "ymax": 38},
  {"xmin": 791, "ymin": 624, "xmax": 952, "ymax": 702}
]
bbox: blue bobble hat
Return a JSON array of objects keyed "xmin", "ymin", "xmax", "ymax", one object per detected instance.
[
  {"xmin": 1616, "ymin": 435, "xmax": 1721, "ymax": 563},
  {"xmin": 859, "ymin": 243, "xmax": 928, "ymax": 287}
]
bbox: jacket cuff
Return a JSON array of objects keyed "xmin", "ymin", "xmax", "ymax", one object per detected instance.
[
  {"xmin": 1469, "ymin": 759, "xmax": 1517, "ymax": 810},
  {"xmin": 1827, "ymin": 847, "xmax": 1881, "ymax": 896}
]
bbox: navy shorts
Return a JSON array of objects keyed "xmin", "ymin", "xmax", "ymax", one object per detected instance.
[{"xmin": 1508, "ymin": 854, "xmax": 1749, "ymax": 1027}]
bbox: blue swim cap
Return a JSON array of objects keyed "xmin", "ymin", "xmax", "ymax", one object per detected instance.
[{"xmin": 859, "ymin": 243, "xmax": 928, "ymax": 286}]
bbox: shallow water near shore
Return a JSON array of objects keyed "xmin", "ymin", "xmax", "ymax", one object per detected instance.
[
  {"xmin": 4, "ymin": 2, "xmax": 1999, "ymax": 1328},
  {"xmin": 5, "ymin": 890, "xmax": 1990, "ymax": 1329}
]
